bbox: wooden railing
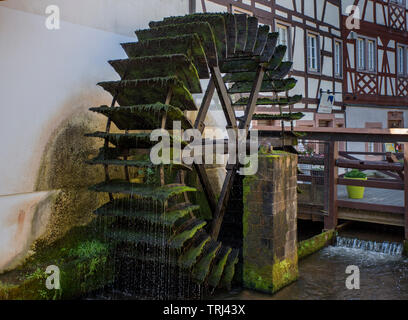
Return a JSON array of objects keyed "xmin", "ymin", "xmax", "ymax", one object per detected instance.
[{"xmin": 298, "ymin": 143, "xmax": 408, "ymax": 239}]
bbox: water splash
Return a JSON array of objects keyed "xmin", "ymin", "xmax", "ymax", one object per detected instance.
[{"xmin": 335, "ymin": 236, "xmax": 403, "ymax": 256}]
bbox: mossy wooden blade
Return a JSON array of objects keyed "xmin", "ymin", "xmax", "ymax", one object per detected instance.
[
  {"xmin": 235, "ymin": 14, "xmax": 248, "ymax": 53},
  {"xmin": 228, "ymin": 77, "xmax": 297, "ymax": 94},
  {"xmin": 219, "ymin": 248, "xmax": 239, "ymax": 290},
  {"xmin": 104, "ymin": 229, "xmax": 195, "ymax": 249},
  {"xmin": 253, "ymin": 112, "xmax": 305, "ymax": 121},
  {"xmin": 150, "ymin": 13, "xmax": 227, "ymax": 60},
  {"xmin": 85, "ymin": 131, "xmax": 186, "ymax": 149},
  {"xmin": 220, "ymin": 57, "xmax": 260, "ymax": 73},
  {"xmin": 233, "ymin": 95, "xmax": 302, "ymax": 106},
  {"xmin": 253, "ymin": 25, "xmax": 270, "ymax": 56},
  {"xmin": 136, "ymin": 22, "xmax": 218, "ymax": 66},
  {"xmin": 267, "ymin": 45, "xmax": 287, "ymax": 71},
  {"xmin": 260, "ymin": 32, "xmax": 279, "ymax": 63},
  {"xmin": 178, "ymin": 232, "xmax": 211, "ymax": 269},
  {"xmin": 89, "ymin": 180, "xmax": 197, "ymax": 201},
  {"xmin": 266, "ymin": 61, "xmax": 292, "ymax": 79},
  {"xmin": 86, "ymin": 157, "xmax": 192, "ymax": 171},
  {"xmin": 121, "ymin": 34, "xmax": 209, "ymax": 79},
  {"xmin": 84, "ymin": 131, "xmax": 153, "ymax": 149},
  {"xmin": 243, "ymin": 16, "xmax": 258, "ymax": 54},
  {"xmin": 224, "ymin": 61, "xmax": 292, "ymax": 83},
  {"xmin": 89, "ymin": 104, "xmax": 192, "ymax": 130},
  {"xmin": 207, "ymin": 246, "xmax": 232, "ymax": 288},
  {"xmin": 94, "ymin": 199, "xmax": 199, "ymax": 227},
  {"xmin": 191, "ymin": 240, "xmax": 221, "ymax": 284},
  {"xmin": 224, "ymin": 13, "xmax": 237, "ymax": 58},
  {"xmin": 97, "ymin": 77, "xmax": 196, "ymax": 111},
  {"xmin": 169, "ymin": 219, "xmax": 207, "ymax": 249},
  {"xmin": 108, "ymin": 55, "xmax": 202, "ymax": 94}
]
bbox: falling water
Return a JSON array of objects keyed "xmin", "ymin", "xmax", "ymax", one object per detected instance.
[{"xmin": 335, "ymin": 236, "xmax": 403, "ymax": 256}]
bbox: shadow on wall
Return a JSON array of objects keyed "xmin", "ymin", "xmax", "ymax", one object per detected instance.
[
  {"xmin": 33, "ymin": 108, "xmax": 119, "ymax": 247},
  {"xmin": 0, "ymin": 105, "xmax": 122, "ymax": 273}
]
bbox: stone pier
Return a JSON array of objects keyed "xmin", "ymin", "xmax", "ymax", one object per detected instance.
[{"xmin": 243, "ymin": 152, "xmax": 298, "ymax": 294}]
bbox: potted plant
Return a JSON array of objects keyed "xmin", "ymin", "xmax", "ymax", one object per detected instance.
[{"xmin": 344, "ymin": 169, "xmax": 367, "ymax": 199}]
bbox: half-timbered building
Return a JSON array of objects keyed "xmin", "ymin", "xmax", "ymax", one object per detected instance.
[
  {"xmin": 197, "ymin": 0, "xmax": 345, "ymax": 133},
  {"xmin": 341, "ymin": 0, "xmax": 408, "ymax": 155}
]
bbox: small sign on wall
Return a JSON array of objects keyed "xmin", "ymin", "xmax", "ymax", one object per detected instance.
[{"xmin": 318, "ymin": 93, "xmax": 335, "ymax": 114}]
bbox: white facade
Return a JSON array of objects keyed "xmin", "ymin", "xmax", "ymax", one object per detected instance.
[{"xmin": 0, "ymin": 0, "xmax": 192, "ymax": 273}]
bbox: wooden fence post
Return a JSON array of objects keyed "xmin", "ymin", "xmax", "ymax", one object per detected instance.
[
  {"xmin": 324, "ymin": 141, "xmax": 338, "ymax": 230},
  {"xmin": 404, "ymin": 143, "xmax": 408, "ymax": 240}
]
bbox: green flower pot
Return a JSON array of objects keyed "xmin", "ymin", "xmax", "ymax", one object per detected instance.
[{"xmin": 345, "ymin": 177, "xmax": 367, "ymax": 199}]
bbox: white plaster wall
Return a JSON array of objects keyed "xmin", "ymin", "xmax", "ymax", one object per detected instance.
[
  {"xmin": 0, "ymin": 0, "xmax": 190, "ymax": 37},
  {"xmin": 0, "ymin": 6, "xmax": 134, "ymax": 196},
  {"xmin": 0, "ymin": 1, "xmax": 191, "ymax": 273}
]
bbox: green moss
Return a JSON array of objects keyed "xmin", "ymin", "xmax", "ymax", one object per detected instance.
[
  {"xmin": 192, "ymin": 241, "xmax": 220, "ymax": 284},
  {"xmin": 89, "ymin": 180, "xmax": 197, "ymax": 202},
  {"xmin": 0, "ymin": 223, "xmax": 113, "ymax": 300},
  {"xmin": 178, "ymin": 236, "xmax": 210, "ymax": 269},
  {"xmin": 298, "ymin": 229, "xmax": 336, "ymax": 260},
  {"xmin": 220, "ymin": 249, "xmax": 239, "ymax": 290},
  {"xmin": 243, "ymin": 254, "xmax": 298, "ymax": 294},
  {"xmin": 170, "ymin": 220, "xmax": 207, "ymax": 249},
  {"xmin": 208, "ymin": 247, "xmax": 232, "ymax": 288},
  {"xmin": 228, "ymin": 78, "xmax": 297, "ymax": 94}
]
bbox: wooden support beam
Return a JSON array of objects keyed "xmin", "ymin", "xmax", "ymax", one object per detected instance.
[
  {"xmin": 210, "ymin": 168, "xmax": 237, "ymax": 239},
  {"xmin": 404, "ymin": 143, "xmax": 408, "ymax": 240},
  {"xmin": 240, "ymin": 65, "xmax": 265, "ymax": 133},
  {"xmin": 337, "ymin": 178, "xmax": 404, "ymax": 190},
  {"xmin": 324, "ymin": 141, "xmax": 338, "ymax": 230},
  {"xmin": 193, "ymin": 76, "xmax": 218, "ymax": 213},
  {"xmin": 194, "ymin": 75, "xmax": 215, "ymax": 133},
  {"xmin": 211, "ymin": 66, "xmax": 238, "ymax": 131},
  {"xmin": 337, "ymin": 200, "xmax": 405, "ymax": 215},
  {"xmin": 336, "ymin": 159, "xmax": 404, "ymax": 172},
  {"xmin": 210, "ymin": 65, "xmax": 265, "ymax": 241}
]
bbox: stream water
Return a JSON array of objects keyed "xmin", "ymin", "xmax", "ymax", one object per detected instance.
[{"xmin": 216, "ymin": 237, "xmax": 408, "ymax": 300}]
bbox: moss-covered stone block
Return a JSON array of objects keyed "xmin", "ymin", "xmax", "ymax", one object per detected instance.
[
  {"xmin": 243, "ymin": 153, "xmax": 298, "ymax": 294},
  {"xmin": 298, "ymin": 229, "xmax": 336, "ymax": 260}
]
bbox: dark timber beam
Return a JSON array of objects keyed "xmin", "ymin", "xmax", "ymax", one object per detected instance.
[
  {"xmin": 211, "ymin": 65, "xmax": 265, "ymax": 240},
  {"xmin": 193, "ymin": 75, "xmax": 218, "ymax": 213},
  {"xmin": 324, "ymin": 141, "xmax": 338, "ymax": 231},
  {"xmin": 404, "ymin": 143, "xmax": 408, "ymax": 240}
]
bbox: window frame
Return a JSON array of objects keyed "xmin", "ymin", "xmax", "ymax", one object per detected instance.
[
  {"xmin": 397, "ymin": 43, "xmax": 408, "ymax": 77},
  {"xmin": 390, "ymin": 0, "xmax": 406, "ymax": 7},
  {"xmin": 306, "ymin": 31, "xmax": 321, "ymax": 73},
  {"xmin": 275, "ymin": 20, "xmax": 292, "ymax": 62},
  {"xmin": 333, "ymin": 39, "xmax": 343, "ymax": 78},
  {"xmin": 356, "ymin": 35, "xmax": 377, "ymax": 74}
]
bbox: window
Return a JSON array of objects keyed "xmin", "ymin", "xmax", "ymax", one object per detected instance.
[
  {"xmin": 334, "ymin": 40, "xmax": 342, "ymax": 77},
  {"xmin": 356, "ymin": 36, "xmax": 376, "ymax": 72},
  {"xmin": 307, "ymin": 33, "xmax": 319, "ymax": 72},
  {"xmin": 357, "ymin": 38, "xmax": 365, "ymax": 69},
  {"xmin": 365, "ymin": 122, "xmax": 383, "ymax": 157},
  {"xmin": 397, "ymin": 44, "xmax": 408, "ymax": 76},
  {"xmin": 397, "ymin": 45, "xmax": 405, "ymax": 74},
  {"xmin": 391, "ymin": 0, "xmax": 405, "ymax": 6},
  {"xmin": 367, "ymin": 40, "xmax": 375, "ymax": 71},
  {"xmin": 276, "ymin": 23, "xmax": 290, "ymax": 61}
]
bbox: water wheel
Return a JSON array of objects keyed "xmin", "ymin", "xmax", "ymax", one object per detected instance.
[{"xmin": 86, "ymin": 12, "xmax": 301, "ymax": 299}]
